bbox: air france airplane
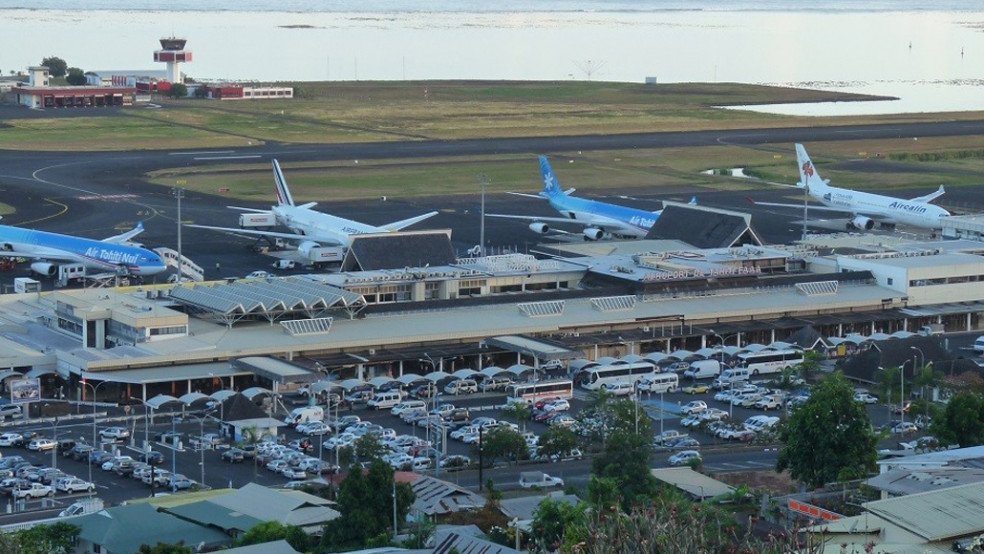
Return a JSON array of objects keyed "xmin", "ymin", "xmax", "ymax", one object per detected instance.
[
  {"xmin": 488, "ymin": 156, "xmax": 692, "ymax": 240},
  {"xmin": 189, "ymin": 159, "xmax": 438, "ymax": 249},
  {"xmin": 753, "ymin": 144, "xmax": 950, "ymax": 231},
  {"xmin": 0, "ymin": 220, "xmax": 167, "ymax": 277}
]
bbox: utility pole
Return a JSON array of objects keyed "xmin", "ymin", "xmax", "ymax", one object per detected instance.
[
  {"xmin": 172, "ymin": 187, "xmax": 184, "ymax": 283},
  {"xmin": 477, "ymin": 174, "xmax": 490, "ymax": 257}
]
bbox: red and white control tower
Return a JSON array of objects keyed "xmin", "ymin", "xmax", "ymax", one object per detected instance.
[{"xmin": 153, "ymin": 37, "xmax": 192, "ymax": 83}]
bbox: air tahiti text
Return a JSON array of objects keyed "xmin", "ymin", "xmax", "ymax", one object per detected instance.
[{"xmin": 84, "ymin": 247, "xmax": 138, "ymax": 265}]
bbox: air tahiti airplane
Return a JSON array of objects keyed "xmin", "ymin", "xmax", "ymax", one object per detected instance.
[
  {"xmin": 752, "ymin": 143, "xmax": 949, "ymax": 231},
  {"xmin": 0, "ymin": 219, "xmax": 167, "ymax": 277},
  {"xmin": 188, "ymin": 159, "xmax": 438, "ymax": 250},
  {"xmin": 488, "ymin": 155, "xmax": 694, "ymax": 240}
]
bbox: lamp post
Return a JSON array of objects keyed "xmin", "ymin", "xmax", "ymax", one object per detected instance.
[
  {"xmin": 899, "ymin": 359, "xmax": 912, "ymax": 424},
  {"xmin": 172, "ymin": 187, "xmax": 184, "ymax": 283},
  {"xmin": 80, "ymin": 377, "xmax": 112, "ymax": 489}
]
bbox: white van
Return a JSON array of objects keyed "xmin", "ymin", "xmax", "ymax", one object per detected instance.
[
  {"xmin": 974, "ymin": 336, "xmax": 984, "ymax": 354},
  {"xmin": 390, "ymin": 400, "xmax": 426, "ymax": 416},
  {"xmin": 368, "ymin": 391, "xmax": 403, "ymax": 410},
  {"xmin": 713, "ymin": 368, "xmax": 750, "ymax": 389},
  {"xmin": 285, "ymin": 406, "xmax": 324, "ymax": 426},
  {"xmin": 682, "ymin": 360, "xmax": 721, "ymax": 380},
  {"xmin": 918, "ymin": 323, "xmax": 944, "ymax": 337}
]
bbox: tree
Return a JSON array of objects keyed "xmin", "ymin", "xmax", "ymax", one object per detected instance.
[
  {"xmin": 536, "ymin": 426, "xmax": 577, "ymax": 460},
  {"xmin": 500, "ymin": 401, "xmax": 532, "ymax": 430},
  {"xmin": 776, "ymin": 371, "xmax": 878, "ymax": 488},
  {"xmin": 41, "ymin": 56, "xmax": 68, "ymax": 77},
  {"xmin": 476, "ymin": 427, "xmax": 527, "ymax": 465},
  {"xmin": 16, "ymin": 522, "xmax": 79, "ymax": 554},
  {"xmin": 235, "ymin": 521, "xmax": 309, "ymax": 552},
  {"xmin": 528, "ymin": 498, "xmax": 587, "ymax": 554},
  {"xmin": 931, "ymin": 392, "xmax": 984, "ymax": 447},
  {"xmin": 354, "ymin": 433, "xmax": 388, "ymax": 463},
  {"xmin": 65, "ymin": 67, "xmax": 86, "ymax": 86},
  {"xmin": 138, "ymin": 544, "xmax": 193, "ymax": 554},
  {"xmin": 592, "ymin": 429, "xmax": 657, "ymax": 508},
  {"xmin": 321, "ymin": 460, "xmax": 414, "ymax": 550},
  {"xmin": 169, "ymin": 83, "xmax": 188, "ymax": 98}
]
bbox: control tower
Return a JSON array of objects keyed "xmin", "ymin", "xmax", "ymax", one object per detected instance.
[{"xmin": 153, "ymin": 37, "xmax": 192, "ymax": 83}]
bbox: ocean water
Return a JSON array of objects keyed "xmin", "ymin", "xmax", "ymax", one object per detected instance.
[{"xmin": 2, "ymin": 1, "xmax": 983, "ymax": 114}]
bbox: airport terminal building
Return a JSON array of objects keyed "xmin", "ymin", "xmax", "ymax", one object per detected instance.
[{"xmin": 3, "ymin": 232, "xmax": 984, "ymax": 403}]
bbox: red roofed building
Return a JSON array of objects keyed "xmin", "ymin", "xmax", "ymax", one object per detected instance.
[{"xmin": 12, "ymin": 66, "xmax": 136, "ymax": 109}]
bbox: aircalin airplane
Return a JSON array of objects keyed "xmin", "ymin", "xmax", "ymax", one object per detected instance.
[
  {"xmin": 488, "ymin": 156, "xmax": 692, "ymax": 240},
  {"xmin": 752, "ymin": 144, "xmax": 949, "ymax": 231},
  {"xmin": 189, "ymin": 159, "xmax": 438, "ymax": 248},
  {"xmin": 0, "ymin": 220, "xmax": 167, "ymax": 277}
]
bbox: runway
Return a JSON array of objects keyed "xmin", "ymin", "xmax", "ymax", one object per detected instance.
[{"xmin": 1, "ymin": 118, "xmax": 984, "ymax": 282}]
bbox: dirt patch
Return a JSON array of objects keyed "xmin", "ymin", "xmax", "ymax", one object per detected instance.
[{"xmin": 714, "ymin": 471, "xmax": 801, "ymax": 497}]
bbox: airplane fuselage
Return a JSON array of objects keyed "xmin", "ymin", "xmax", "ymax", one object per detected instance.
[
  {"xmin": 547, "ymin": 195, "xmax": 657, "ymax": 238},
  {"xmin": 0, "ymin": 225, "xmax": 167, "ymax": 276},
  {"xmin": 273, "ymin": 205, "xmax": 384, "ymax": 247},
  {"xmin": 811, "ymin": 186, "xmax": 949, "ymax": 229}
]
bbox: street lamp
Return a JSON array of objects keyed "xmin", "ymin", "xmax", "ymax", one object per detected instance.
[
  {"xmin": 910, "ymin": 346, "xmax": 925, "ymax": 370},
  {"xmin": 80, "ymin": 377, "xmax": 113, "ymax": 490},
  {"xmin": 899, "ymin": 359, "xmax": 912, "ymax": 424},
  {"xmin": 188, "ymin": 407, "xmax": 217, "ymax": 489}
]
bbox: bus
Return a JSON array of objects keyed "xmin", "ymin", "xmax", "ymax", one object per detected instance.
[
  {"xmin": 735, "ymin": 349, "xmax": 804, "ymax": 376},
  {"xmin": 638, "ymin": 372, "xmax": 679, "ymax": 394},
  {"xmin": 506, "ymin": 379, "xmax": 575, "ymax": 404},
  {"xmin": 579, "ymin": 361, "xmax": 656, "ymax": 391}
]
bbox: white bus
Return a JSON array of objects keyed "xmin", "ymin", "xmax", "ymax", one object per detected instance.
[
  {"xmin": 579, "ymin": 361, "xmax": 656, "ymax": 391},
  {"xmin": 735, "ymin": 349, "xmax": 804, "ymax": 376},
  {"xmin": 506, "ymin": 379, "xmax": 575, "ymax": 404},
  {"xmin": 638, "ymin": 372, "xmax": 679, "ymax": 394}
]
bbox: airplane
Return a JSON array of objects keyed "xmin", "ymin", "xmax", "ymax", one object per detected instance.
[
  {"xmin": 188, "ymin": 159, "xmax": 439, "ymax": 251},
  {"xmin": 751, "ymin": 143, "xmax": 950, "ymax": 231},
  {"xmin": 487, "ymin": 155, "xmax": 692, "ymax": 240},
  {"xmin": 0, "ymin": 219, "xmax": 167, "ymax": 277}
]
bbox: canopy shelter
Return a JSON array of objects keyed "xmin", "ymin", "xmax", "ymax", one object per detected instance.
[
  {"xmin": 425, "ymin": 371, "xmax": 452, "ymax": 383},
  {"xmin": 240, "ymin": 387, "xmax": 274, "ymax": 401},
  {"xmin": 478, "ymin": 366, "xmax": 507, "ymax": 379},
  {"xmin": 178, "ymin": 392, "xmax": 211, "ymax": 406},
  {"xmin": 451, "ymin": 369, "xmax": 478, "ymax": 380},
  {"xmin": 338, "ymin": 379, "xmax": 367, "ymax": 392},
  {"xmin": 210, "ymin": 390, "xmax": 238, "ymax": 403},
  {"xmin": 146, "ymin": 394, "xmax": 182, "ymax": 410},
  {"xmin": 666, "ymin": 350, "xmax": 695, "ymax": 361},
  {"xmin": 367, "ymin": 376, "xmax": 399, "ymax": 389},
  {"xmin": 484, "ymin": 335, "xmax": 578, "ymax": 366},
  {"xmin": 396, "ymin": 374, "xmax": 426, "ymax": 386},
  {"xmin": 506, "ymin": 364, "xmax": 534, "ymax": 379}
]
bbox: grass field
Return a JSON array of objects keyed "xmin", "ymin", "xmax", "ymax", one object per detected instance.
[{"xmin": 4, "ymin": 80, "xmax": 984, "ymax": 202}]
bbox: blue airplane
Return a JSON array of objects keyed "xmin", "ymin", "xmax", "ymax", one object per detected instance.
[
  {"xmin": 0, "ymin": 220, "xmax": 167, "ymax": 277},
  {"xmin": 488, "ymin": 156, "xmax": 692, "ymax": 240}
]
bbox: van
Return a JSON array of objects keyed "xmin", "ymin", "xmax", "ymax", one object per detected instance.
[
  {"xmin": 285, "ymin": 406, "xmax": 324, "ymax": 426},
  {"xmin": 975, "ymin": 336, "xmax": 984, "ymax": 354},
  {"xmin": 918, "ymin": 323, "xmax": 944, "ymax": 336},
  {"xmin": 682, "ymin": 360, "xmax": 721, "ymax": 380},
  {"xmin": 368, "ymin": 391, "xmax": 403, "ymax": 410},
  {"xmin": 712, "ymin": 368, "xmax": 750, "ymax": 389},
  {"xmin": 390, "ymin": 400, "xmax": 425, "ymax": 416}
]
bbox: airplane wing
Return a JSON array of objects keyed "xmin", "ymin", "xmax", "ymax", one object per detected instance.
[
  {"xmin": 747, "ymin": 199, "xmax": 893, "ymax": 221},
  {"xmin": 486, "ymin": 213, "xmax": 582, "ymax": 225},
  {"xmin": 486, "ymin": 213, "xmax": 640, "ymax": 236},
  {"xmin": 184, "ymin": 224, "xmax": 345, "ymax": 246},
  {"xmin": 910, "ymin": 185, "xmax": 945, "ymax": 204},
  {"xmin": 379, "ymin": 211, "xmax": 439, "ymax": 232},
  {"xmin": 102, "ymin": 222, "xmax": 145, "ymax": 244}
]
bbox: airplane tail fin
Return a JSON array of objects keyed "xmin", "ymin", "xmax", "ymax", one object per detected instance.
[
  {"xmin": 794, "ymin": 144, "xmax": 828, "ymax": 191},
  {"xmin": 538, "ymin": 156, "xmax": 565, "ymax": 198},
  {"xmin": 688, "ymin": 196, "xmax": 697, "ymax": 205},
  {"xmin": 272, "ymin": 159, "xmax": 295, "ymax": 207}
]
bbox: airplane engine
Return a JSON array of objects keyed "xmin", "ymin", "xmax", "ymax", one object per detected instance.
[
  {"xmin": 583, "ymin": 227, "xmax": 605, "ymax": 241},
  {"xmin": 529, "ymin": 222, "xmax": 551, "ymax": 235},
  {"xmin": 849, "ymin": 216, "xmax": 875, "ymax": 231},
  {"xmin": 1, "ymin": 243, "xmax": 13, "ymax": 252},
  {"xmin": 30, "ymin": 262, "xmax": 57, "ymax": 277},
  {"xmin": 297, "ymin": 241, "xmax": 321, "ymax": 258}
]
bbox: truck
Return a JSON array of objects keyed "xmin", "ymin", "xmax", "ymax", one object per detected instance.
[
  {"xmin": 59, "ymin": 497, "xmax": 104, "ymax": 518},
  {"xmin": 239, "ymin": 212, "xmax": 278, "ymax": 228},
  {"xmin": 682, "ymin": 360, "xmax": 722, "ymax": 380},
  {"xmin": 519, "ymin": 471, "xmax": 564, "ymax": 489},
  {"xmin": 918, "ymin": 323, "xmax": 944, "ymax": 336},
  {"xmin": 11, "ymin": 483, "xmax": 53, "ymax": 499},
  {"xmin": 13, "ymin": 277, "xmax": 41, "ymax": 294}
]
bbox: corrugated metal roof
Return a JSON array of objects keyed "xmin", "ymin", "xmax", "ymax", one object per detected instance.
[
  {"xmin": 650, "ymin": 467, "xmax": 734, "ymax": 499},
  {"xmin": 863, "ymin": 481, "xmax": 984, "ymax": 540}
]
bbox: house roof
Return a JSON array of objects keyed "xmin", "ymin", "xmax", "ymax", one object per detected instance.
[
  {"xmin": 222, "ymin": 393, "xmax": 270, "ymax": 421},
  {"xmin": 866, "ymin": 467, "xmax": 984, "ymax": 496},
  {"xmin": 75, "ymin": 503, "xmax": 230, "ymax": 553},
  {"xmin": 650, "ymin": 467, "xmax": 735, "ymax": 499},
  {"xmin": 411, "ymin": 475, "xmax": 486, "ymax": 516},
  {"xmin": 498, "ymin": 493, "xmax": 580, "ymax": 528},
  {"xmin": 432, "ymin": 525, "xmax": 523, "ymax": 554},
  {"xmin": 863, "ymin": 481, "xmax": 984, "ymax": 541},
  {"xmin": 165, "ymin": 483, "xmax": 340, "ymax": 533},
  {"xmin": 222, "ymin": 539, "xmax": 303, "ymax": 554}
]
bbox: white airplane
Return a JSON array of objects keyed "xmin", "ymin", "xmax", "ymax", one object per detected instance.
[
  {"xmin": 488, "ymin": 156, "xmax": 693, "ymax": 240},
  {"xmin": 188, "ymin": 159, "xmax": 439, "ymax": 250},
  {"xmin": 752, "ymin": 143, "xmax": 949, "ymax": 231},
  {"xmin": 0, "ymin": 219, "xmax": 167, "ymax": 277}
]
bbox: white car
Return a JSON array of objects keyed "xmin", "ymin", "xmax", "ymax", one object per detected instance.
[
  {"xmin": 680, "ymin": 400, "xmax": 707, "ymax": 415},
  {"xmin": 601, "ymin": 382, "xmax": 635, "ymax": 397},
  {"xmin": 99, "ymin": 427, "xmax": 130, "ymax": 440},
  {"xmin": 0, "ymin": 404, "xmax": 22, "ymax": 419},
  {"xmin": 543, "ymin": 399, "xmax": 570, "ymax": 412},
  {"xmin": 668, "ymin": 450, "xmax": 702, "ymax": 466},
  {"xmin": 892, "ymin": 421, "xmax": 918, "ymax": 435},
  {"xmin": 854, "ymin": 392, "xmax": 879, "ymax": 404},
  {"xmin": 27, "ymin": 438, "xmax": 57, "ymax": 452},
  {"xmin": 56, "ymin": 478, "xmax": 95, "ymax": 494},
  {"xmin": 246, "ymin": 270, "xmax": 276, "ymax": 279}
]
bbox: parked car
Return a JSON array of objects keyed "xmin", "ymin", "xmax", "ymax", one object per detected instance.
[
  {"xmin": 680, "ymin": 400, "xmax": 708, "ymax": 415},
  {"xmin": 11, "ymin": 483, "xmax": 53, "ymax": 499},
  {"xmin": 601, "ymin": 382, "xmax": 635, "ymax": 397},
  {"xmin": 519, "ymin": 471, "xmax": 564, "ymax": 489},
  {"xmin": 682, "ymin": 384, "xmax": 710, "ymax": 395},
  {"xmin": 480, "ymin": 376, "xmax": 513, "ymax": 392},
  {"xmin": 444, "ymin": 379, "xmax": 478, "ymax": 395},
  {"xmin": 169, "ymin": 475, "xmax": 196, "ymax": 491},
  {"xmin": 668, "ymin": 450, "xmax": 702, "ymax": 466},
  {"xmin": 221, "ymin": 448, "xmax": 246, "ymax": 463},
  {"xmin": 0, "ymin": 404, "xmax": 22, "ymax": 419},
  {"xmin": 56, "ymin": 478, "xmax": 95, "ymax": 494},
  {"xmin": 854, "ymin": 392, "xmax": 879, "ymax": 404},
  {"xmin": 139, "ymin": 451, "xmax": 164, "ymax": 465},
  {"xmin": 99, "ymin": 427, "xmax": 130, "ymax": 441},
  {"xmin": 0, "ymin": 433, "xmax": 24, "ymax": 447},
  {"xmin": 892, "ymin": 421, "xmax": 918, "ymax": 435},
  {"xmin": 27, "ymin": 438, "xmax": 57, "ymax": 452}
]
